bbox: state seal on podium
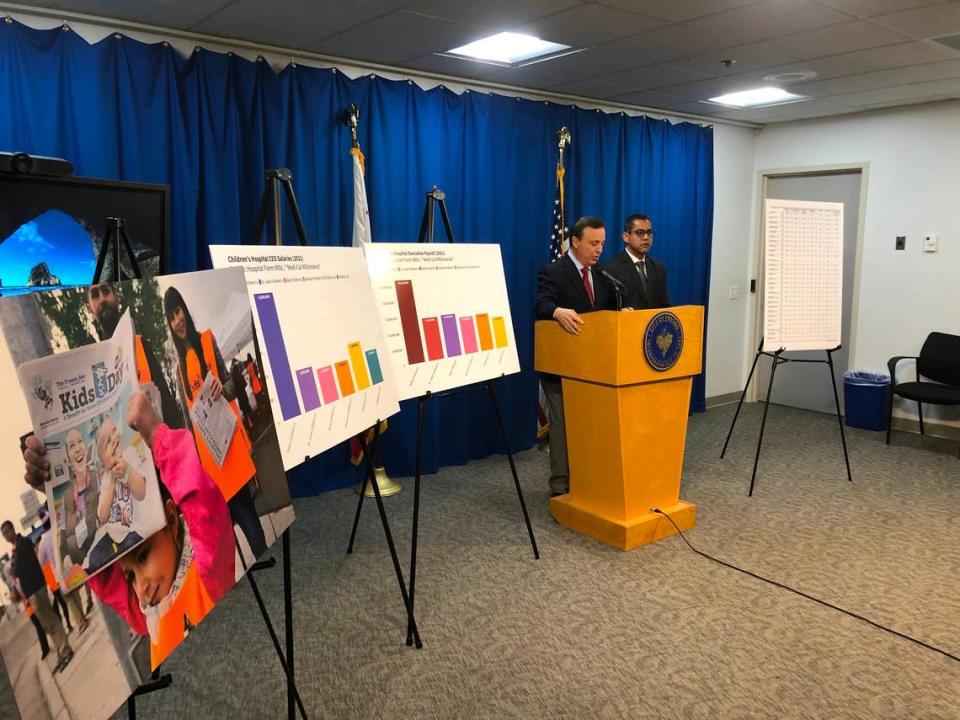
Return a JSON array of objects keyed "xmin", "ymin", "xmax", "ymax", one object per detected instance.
[{"xmin": 643, "ymin": 311, "xmax": 683, "ymax": 371}]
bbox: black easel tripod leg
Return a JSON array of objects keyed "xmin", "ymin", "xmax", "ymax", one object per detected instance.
[
  {"xmin": 722, "ymin": 340, "xmax": 764, "ymax": 458},
  {"xmin": 437, "ymin": 198, "xmax": 457, "ymax": 244},
  {"xmin": 252, "ymin": 176, "xmax": 273, "ymax": 244},
  {"xmin": 119, "ymin": 227, "xmax": 142, "ymax": 279},
  {"xmin": 357, "ymin": 426, "xmax": 423, "ymax": 649},
  {"xmin": 826, "ymin": 350, "xmax": 853, "ymax": 483},
  {"xmin": 281, "ymin": 178, "xmax": 310, "ymax": 247},
  {"xmin": 406, "ymin": 396, "xmax": 427, "ymax": 646},
  {"xmin": 246, "ymin": 570, "xmax": 309, "ymax": 720},
  {"xmin": 346, "ymin": 440, "xmax": 369, "ymax": 554},
  {"xmin": 749, "ymin": 352, "xmax": 782, "ymax": 497},
  {"xmin": 487, "ymin": 380, "xmax": 539, "ymax": 559},
  {"xmin": 283, "ymin": 530, "xmax": 295, "ymax": 720},
  {"xmin": 92, "ymin": 223, "xmax": 114, "ymax": 284}
]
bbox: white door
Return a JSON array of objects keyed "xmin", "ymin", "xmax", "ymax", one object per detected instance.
[{"xmin": 756, "ymin": 171, "xmax": 862, "ymax": 414}]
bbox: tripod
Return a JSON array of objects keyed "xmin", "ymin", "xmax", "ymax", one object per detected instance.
[
  {"xmin": 721, "ymin": 337, "xmax": 853, "ymax": 496},
  {"xmin": 93, "ymin": 217, "xmax": 142, "ymax": 283},
  {"xmin": 90, "ymin": 219, "xmax": 173, "ymax": 720},
  {"xmin": 348, "ymin": 186, "xmax": 540, "ymax": 650},
  {"xmin": 252, "ymin": 167, "xmax": 421, "ymax": 665}
]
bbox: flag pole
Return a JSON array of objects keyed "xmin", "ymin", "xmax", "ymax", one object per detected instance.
[
  {"xmin": 556, "ymin": 126, "xmax": 571, "ymax": 253},
  {"xmin": 344, "ymin": 103, "xmax": 402, "ymax": 498},
  {"xmin": 347, "ymin": 102, "xmax": 360, "ymax": 149},
  {"xmin": 537, "ymin": 126, "xmax": 573, "ymax": 447}
]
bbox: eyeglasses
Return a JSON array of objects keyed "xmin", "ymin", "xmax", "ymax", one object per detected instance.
[
  {"xmin": 88, "ymin": 284, "xmax": 115, "ymax": 301},
  {"xmin": 630, "ymin": 229, "xmax": 654, "ymax": 238}
]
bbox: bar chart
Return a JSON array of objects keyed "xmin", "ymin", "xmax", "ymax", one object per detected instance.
[
  {"xmin": 366, "ymin": 243, "xmax": 521, "ymax": 400},
  {"xmin": 210, "ymin": 245, "xmax": 400, "ymax": 470},
  {"xmin": 393, "ymin": 281, "xmax": 510, "ymax": 365}
]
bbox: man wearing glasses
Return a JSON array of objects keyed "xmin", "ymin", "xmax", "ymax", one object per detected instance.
[{"xmin": 602, "ymin": 214, "xmax": 670, "ymax": 309}]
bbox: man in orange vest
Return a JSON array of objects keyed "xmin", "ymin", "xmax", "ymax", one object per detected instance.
[{"xmin": 86, "ymin": 282, "xmax": 184, "ymax": 429}]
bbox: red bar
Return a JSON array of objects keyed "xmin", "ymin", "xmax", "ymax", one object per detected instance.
[
  {"xmin": 394, "ymin": 280, "xmax": 425, "ymax": 365},
  {"xmin": 422, "ymin": 317, "xmax": 444, "ymax": 361}
]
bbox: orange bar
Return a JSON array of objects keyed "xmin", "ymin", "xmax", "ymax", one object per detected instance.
[
  {"xmin": 334, "ymin": 360, "xmax": 356, "ymax": 396},
  {"xmin": 476, "ymin": 313, "xmax": 494, "ymax": 350}
]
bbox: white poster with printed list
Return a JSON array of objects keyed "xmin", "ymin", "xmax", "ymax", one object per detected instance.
[
  {"xmin": 763, "ymin": 198, "xmax": 843, "ymax": 352},
  {"xmin": 365, "ymin": 243, "xmax": 521, "ymax": 401},
  {"xmin": 209, "ymin": 245, "xmax": 400, "ymax": 470}
]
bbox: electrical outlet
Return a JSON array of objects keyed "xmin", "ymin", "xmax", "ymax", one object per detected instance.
[
  {"xmin": 728, "ymin": 284, "xmax": 740, "ymax": 300},
  {"xmin": 895, "ymin": 235, "xmax": 906, "ymax": 250},
  {"xmin": 924, "ymin": 233, "xmax": 939, "ymax": 253}
]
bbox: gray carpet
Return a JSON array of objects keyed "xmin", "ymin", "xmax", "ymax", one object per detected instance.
[{"xmin": 91, "ymin": 404, "xmax": 959, "ymax": 718}]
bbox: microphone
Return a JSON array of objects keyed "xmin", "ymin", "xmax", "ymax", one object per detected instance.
[{"xmin": 597, "ymin": 268, "xmax": 626, "ymax": 295}]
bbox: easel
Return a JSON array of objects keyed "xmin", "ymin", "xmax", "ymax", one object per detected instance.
[
  {"xmin": 347, "ymin": 187, "xmax": 540, "ymax": 651},
  {"xmin": 252, "ymin": 168, "xmax": 422, "ymax": 658},
  {"xmin": 246, "ymin": 167, "xmax": 327, "ymax": 720},
  {"xmin": 721, "ymin": 337, "xmax": 853, "ymax": 496},
  {"xmin": 98, "ymin": 213, "xmax": 308, "ymax": 719},
  {"xmin": 89, "ymin": 218, "xmax": 175, "ymax": 719}
]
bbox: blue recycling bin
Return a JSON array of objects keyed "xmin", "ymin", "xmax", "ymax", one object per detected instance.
[{"xmin": 843, "ymin": 371, "xmax": 891, "ymax": 431}]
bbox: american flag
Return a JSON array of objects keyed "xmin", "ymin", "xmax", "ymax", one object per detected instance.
[
  {"xmin": 549, "ymin": 164, "xmax": 568, "ymax": 262},
  {"xmin": 539, "ymin": 162, "xmax": 568, "ymax": 441}
]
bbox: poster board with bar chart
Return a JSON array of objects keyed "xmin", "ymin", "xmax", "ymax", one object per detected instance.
[
  {"xmin": 364, "ymin": 243, "xmax": 521, "ymax": 401},
  {"xmin": 209, "ymin": 245, "xmax": 400, "ymax": 470}
]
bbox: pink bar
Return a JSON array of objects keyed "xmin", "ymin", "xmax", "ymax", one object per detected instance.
[
  {"xmin": 459, "ymin": 316, "xmax": 479, "ymax": 354},
  {"xmin": 316, "ymin": 366, "xmax": 339, "ymax": 404}
]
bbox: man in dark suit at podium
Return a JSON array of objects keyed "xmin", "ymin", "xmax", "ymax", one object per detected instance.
[
  {"xmin": 602, "ymin": 214, "xmax": 670, "ymax": 309},
  {"xmin": 535, "ymin": 216, "xmax": 619, "ymax": 497}
]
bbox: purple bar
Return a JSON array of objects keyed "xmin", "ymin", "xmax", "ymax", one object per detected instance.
[
  {"xmin": 440, "ymin": 314, "xmax": 461, "ymax": 357},
  {"xmin": 253, "ymin": 292, "xmax": 301, "ymax": 421},
  {"xmin": 459, "ymin": 316, "xmax": 478, "ymax": 354},
  {"xmin": 296, "ymin": 368, "xmax": 321, "ymax": 412}
]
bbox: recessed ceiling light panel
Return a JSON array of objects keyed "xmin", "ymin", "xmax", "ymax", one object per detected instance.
[
  {"xmin": 705, "ymin": 86, "xmax": 807, "ymax": 108},
  {"xmin": 443, "ymin": 32, "xmax": 572, "ymax": 67}
]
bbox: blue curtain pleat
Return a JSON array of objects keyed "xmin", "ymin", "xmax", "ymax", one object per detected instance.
[{"xmin": 0, "ymin": 20, "xmax": 713, "ymax": 496}]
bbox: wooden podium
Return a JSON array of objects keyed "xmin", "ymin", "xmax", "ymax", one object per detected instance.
[{"xmin": 535, "ymin": 307, "xmax": 703, "ymax": 551}]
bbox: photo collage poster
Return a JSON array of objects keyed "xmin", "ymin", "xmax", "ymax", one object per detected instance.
[{"xmin": 0, "ymin": 267, "xmax": 293, "ymax": 720}]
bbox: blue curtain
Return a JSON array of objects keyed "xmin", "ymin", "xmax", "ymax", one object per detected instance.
[{"xmin": 0, "ymin": 21, "xmax": 713, "ymax": 496}]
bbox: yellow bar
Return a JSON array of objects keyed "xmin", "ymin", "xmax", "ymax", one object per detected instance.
[
  {"xmin": 476, "ymin": 313, "xmax": 494, "ymax": 350},
  {"xmin": 334, "ymin": 360, "xmax": 355, "ymax": 396},
  {"xmin": 347, "ymin": 342, "xmax": 371, "ymax": 390},
  {"xmin": 492, "ymin": 316, "xmax": 508, "ymax": 348}
]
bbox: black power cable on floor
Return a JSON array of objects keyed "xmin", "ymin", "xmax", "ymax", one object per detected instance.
[{"xmin": 650, "ymin": 508, "xmax": 960, "ymax": 665}]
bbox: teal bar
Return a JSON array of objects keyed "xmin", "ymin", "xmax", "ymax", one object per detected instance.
[{"xmin": 364, "ymin": 348, "xmax": 384, "ymax": 385}]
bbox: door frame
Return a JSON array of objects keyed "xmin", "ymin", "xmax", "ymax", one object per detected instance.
[{"xmin": 748, "ymin": 162, "xmax": 870, "ymax": 402}]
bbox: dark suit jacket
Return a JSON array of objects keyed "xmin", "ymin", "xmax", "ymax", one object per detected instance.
[
  {"xmin": 535, "ymin": 254, "xmax": 619, "ymax": 320},
  {"xmin": 535, "ymin": 255, "xmax": 619, "ymax": 383},
  {"xmin": 601, "ymin": 250, "xmax": 670, "ymax": 310}
]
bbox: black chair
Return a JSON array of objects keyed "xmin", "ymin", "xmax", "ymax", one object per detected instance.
[{"xmin": 887, "ymin": 332, "xmax": 960, "ymax": 457}]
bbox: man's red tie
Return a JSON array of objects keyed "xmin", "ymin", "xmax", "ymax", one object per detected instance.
[{"xmin": 581, "ymin": 266, "xmax": 594, "ymax": 307}]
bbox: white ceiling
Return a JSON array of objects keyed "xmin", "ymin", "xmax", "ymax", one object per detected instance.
[{"xmin": 14, "ymin": 0, "xmax": 960, "ymax": 123}]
